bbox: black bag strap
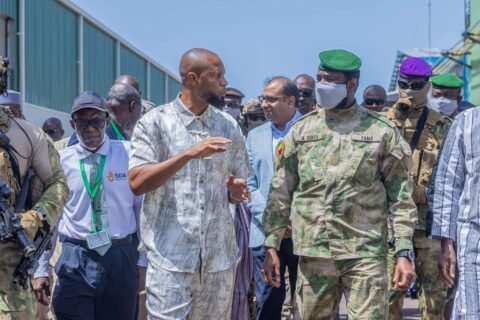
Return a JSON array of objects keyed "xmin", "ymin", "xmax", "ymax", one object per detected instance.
[
  {"xmin": 14, "ymin": 168, "xmax": 34, "ymax": 213},
  {"xmin": 410, "ymin": 107, "xmax": 429, "ymax": 150}
]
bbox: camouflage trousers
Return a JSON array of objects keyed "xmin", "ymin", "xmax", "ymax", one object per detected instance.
[
  {"xmin": 0, "ymin": 242, "xmax": 36, "ymax": 320},
  {"xmin": 296, "ymin": 256, "xmax": 387, "ymax": 320},
  {"xmin": 388, "ymin": 230, "xmax": 447, "ymax": 320}
]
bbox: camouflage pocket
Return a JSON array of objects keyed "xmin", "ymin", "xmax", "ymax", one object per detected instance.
[{"xmin": 348, "ymin": 137, "xmax": 382, "ymax": 186}]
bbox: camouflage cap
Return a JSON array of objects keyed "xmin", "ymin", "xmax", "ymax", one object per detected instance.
[
  {"xmin": 242, "ymin": 98, "xmax": 263, "ymax": 114},
  {"xmin": 431, "ymin": 73, "xmax": 464, "ymax": 88}
]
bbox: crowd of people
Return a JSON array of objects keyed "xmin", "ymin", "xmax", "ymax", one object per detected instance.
[{"xmin": 0, "ymin": 46, "xmax": 477, "ymax": 320}]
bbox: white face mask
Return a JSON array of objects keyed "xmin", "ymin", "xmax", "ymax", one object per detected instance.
[
  {"xmin": 225, "ymin": 107, "xmax": 241, "ymax": 119},
  {"xmin": 428, "ymin": 97, "xmax": 458, "ymax": 116},
  {"xmin": 315, "ymin": 81, "xmax": 347, "ymax": 110}
]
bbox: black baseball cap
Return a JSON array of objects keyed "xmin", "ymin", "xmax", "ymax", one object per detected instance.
[{"xmin": 71, "ymin": 91, "xmax": 108, "ymax": 116}]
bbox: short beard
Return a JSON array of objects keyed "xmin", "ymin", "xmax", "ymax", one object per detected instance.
[{"xmin": 206, "ymin": 94, "xmax": 225, "ymax": 109}]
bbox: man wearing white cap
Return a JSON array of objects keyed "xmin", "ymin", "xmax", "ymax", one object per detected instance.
[{"xmin": 0, "ymin": 90, "xmax": 23, "ymax": 119}]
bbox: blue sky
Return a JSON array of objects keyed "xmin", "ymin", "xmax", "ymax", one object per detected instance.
[{"xmin": 72, "ymin": 0, "xmax": 466, "ymax": 101}]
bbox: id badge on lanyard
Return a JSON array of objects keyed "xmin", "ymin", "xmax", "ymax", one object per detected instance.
[{"xmin": 80, "ymin": 155, "xmax": 112, "ymax": 250}]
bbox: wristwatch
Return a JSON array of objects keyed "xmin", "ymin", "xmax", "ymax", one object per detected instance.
[{"xmin": 396, "ymin": 249, "xmax": 415, "ymax": 262}]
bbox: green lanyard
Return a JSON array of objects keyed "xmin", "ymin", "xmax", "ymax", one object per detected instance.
[
  {"xmin": 110, "ymin": 121, "xmax": 125, "ymax": 141},
  {"xmin": 79, "ymin": 155, "xmax": 106, "ymax": 232}
]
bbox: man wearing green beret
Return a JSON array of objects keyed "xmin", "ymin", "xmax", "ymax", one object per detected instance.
[
  {"xmin": 428, "ymin": 73, "xmax": 464, "ymax": 320},
  {"xmin": 262, "ymin": 49, "xmax": 417, "ymax": 319},
  {"xmin": 429, "ymin": 73, "xmax": 464, "ymax": 117}
]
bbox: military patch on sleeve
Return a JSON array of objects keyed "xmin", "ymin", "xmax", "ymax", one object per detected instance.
[
  {"xmin": 277, "ymin": 141, "xmax": 285, "ymax": 157},
  {"xmin": 391, "ymin": 139, "xmax": 412, "ymax": 160},
  {"xmin": 391, "ymin": 148, "xmax": 404, "ymax": 160},
  {"xmin": 400, "ymin": 139, "xmax": 412, "ymax": 156}
]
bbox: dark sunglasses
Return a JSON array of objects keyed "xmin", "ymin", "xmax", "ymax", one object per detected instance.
[
  {"xmin": 364, "ymin": 99, "xmax": 386, "ymax": 106},
  {"xmin": 74, "ymin": 118, "xmax": 107, "ymax": 129},
  {"xmin": 298, "ymin": 89, "xmax": 313, "ymax": 98},
  {"xmin": 45, "ymin": 129, "xmax": 61, "ymax": 135},
  {"xmin": 225, "ymin": 101, "xmax": 241, "ymax": 108},
  {"xmin": 397, "ymin": 79, "xmax": 428, "ymax": 90},
  {"xmin": 247, "ymin": 114, "xmax": 266, "ymax": 122}
]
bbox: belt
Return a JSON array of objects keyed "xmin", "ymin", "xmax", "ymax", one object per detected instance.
[{"xmin": 63, "ymin": 234, "xmax": 133, "ymax": 250}]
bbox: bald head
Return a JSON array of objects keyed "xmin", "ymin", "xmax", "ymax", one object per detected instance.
[
  {"xmin": 115, "ymin": 75, "xmax": 140, "ymax": 94},
  {"xmin": 178, "ymin": 48, "xmax": 227, "ymax": 109},
  {"xmin": 362, "ymin": 85, "xmax": 387, "ymax": 112},
  {"xmin": 42, "ymin": 117, "xmax": 64, "ymax": 141},
  {"xmin": 295, "ymin": 74, "xmax": 315, "ymax": 88},
  {"xmin": 179, "ymin": 48, "xmax": 223, "ymax": 86}
]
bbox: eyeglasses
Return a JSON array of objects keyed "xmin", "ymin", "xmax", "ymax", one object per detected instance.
[
  {"xmin": 73, "ymin": 118, "xmax": 107, "ymax": 129},
  {"xmin": 364, "ymin": 99, "xmax": 386, "ymax": 106},
  {"xmin": 298, "ymin": 89, "xmax": 313, "ymax": 98},
  {"xmin": 397, "ymin": 79, "xmax": 428, "ymax": 90},
  {"xmin": 258, "ymin": 95, "xmax": 285, "ymax": 104}
]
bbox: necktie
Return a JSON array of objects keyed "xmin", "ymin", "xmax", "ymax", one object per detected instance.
[{"xmin": 89, "ymin": 153, "xmax": 111, "ymax": 255}]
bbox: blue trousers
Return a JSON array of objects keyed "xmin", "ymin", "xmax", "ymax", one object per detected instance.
[
  {"xmin": 52, "ymin": 240, "xmax": 138, "ymax": 320},
  {"xmin": 252, "ymin": 238, "xmax": 299, "ymax": 320}
]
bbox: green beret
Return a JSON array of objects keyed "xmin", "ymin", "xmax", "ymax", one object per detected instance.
[
  {"xmin": 319, "ymin": 49, "xmax": 362, "ymax": 72},
  {"xmin": 431, "ymin": 73, "xmax": 464, "ymax": 88}
]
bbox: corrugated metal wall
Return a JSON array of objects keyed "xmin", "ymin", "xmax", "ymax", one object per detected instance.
[
  {"xmin": 149, "ymin": 66, "xmax": 165, "ymax": 105},
  {"xmin": 0, "ymin": 0, "xmax": 17, "ymax": 19},
  {"xmin": 83, "ymin": 21, "xmax": 115, "ymax": 97},
  {"xmin": 25, "ymin": 0, "xmax": 78, "ymax": 113},
  {"xmin": 167, "ymin": 76, "xmax": 181, "ymax": 101},
  {"xmin": 120, "ymin": 45, "xmax": 147, "ymax": 96}
]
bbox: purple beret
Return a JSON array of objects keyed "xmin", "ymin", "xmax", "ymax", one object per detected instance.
[{"xmin": 399, "ymin": 57, "xmax": 432, "ymax": 78}]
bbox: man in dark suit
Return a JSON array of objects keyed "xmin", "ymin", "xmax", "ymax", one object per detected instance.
[{"xmin": 247, "ymin": 77, "xmax": 302, "ymax": 320}]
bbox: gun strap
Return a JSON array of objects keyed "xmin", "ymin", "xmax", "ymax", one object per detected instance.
[
  {"xmin": 410, "ymin": 107, "xmax": 429, "ymax": 151},
  {"xmin": 14, "ymin": 169, "xmax": 34, "ymax": 213}
]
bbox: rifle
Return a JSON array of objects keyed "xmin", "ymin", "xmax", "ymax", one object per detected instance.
[
  {"xmin": 13, "ymin": 225, "xmax": 55, "ymax": 289},
  {"xmin": 0, "ymin": 179, "xmax": 35, "ymax": 257}
]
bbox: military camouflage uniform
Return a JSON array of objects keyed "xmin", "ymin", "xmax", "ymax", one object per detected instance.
[
  {"xmin": 386, "ymin": 106, "xmax": 450, "ymax": 320},
  {"xmin": 263, "ymin": 104, "xmax": 417, "ymax": 320},
  {"xmin": 0, "ymin": 110, "xmax": 69, "ymax": 320}
]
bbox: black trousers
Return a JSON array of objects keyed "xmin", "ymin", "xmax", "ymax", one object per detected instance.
[
  {"xmin": 253, "ymin": 238, "xmax": 299, "ymax": 320},
  {"xmin": 52, "ymin": 239, "xmax": 138, "ymax": 320}
]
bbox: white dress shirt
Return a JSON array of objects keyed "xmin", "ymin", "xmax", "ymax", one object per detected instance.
[{"xmin": 35, "ymin": 137, "xmax": 146, "ymax": 278}]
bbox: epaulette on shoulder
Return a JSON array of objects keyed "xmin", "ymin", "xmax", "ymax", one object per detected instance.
[
  {"xmin": 292, "ymin": 110, "xmax": 319, "ymax": 128},
  {"xmin": 366, "ymin": 109, "xmax": 395, "ymax": 128}
]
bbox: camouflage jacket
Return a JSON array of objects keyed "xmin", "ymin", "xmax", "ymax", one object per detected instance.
[
  {"xmin": 0, "ymin": 110, "xmax": 68, "ymax": 311},
  {"xmin": 386, "ymin": 106, "xmax": 451, "ymax": 230},
  {"xmin": 263, "ymin": 103, "xmax": 417, "ymax": 259}
]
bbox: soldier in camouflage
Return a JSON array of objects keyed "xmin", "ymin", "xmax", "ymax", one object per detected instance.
[
  {"xmin": 262, "ymin": 49, "xmax": 417, "ymax": 320},
  {"xmin": 0, "ymin": 107, "xmax": 68, "ymax": 320},
  {"xmin": 385, "ymin": 57, "xmax": 451, "ymax": 320},
  {"xmin": 239, "ymin": 98, "xmax": 267, "ymax": 135}
]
